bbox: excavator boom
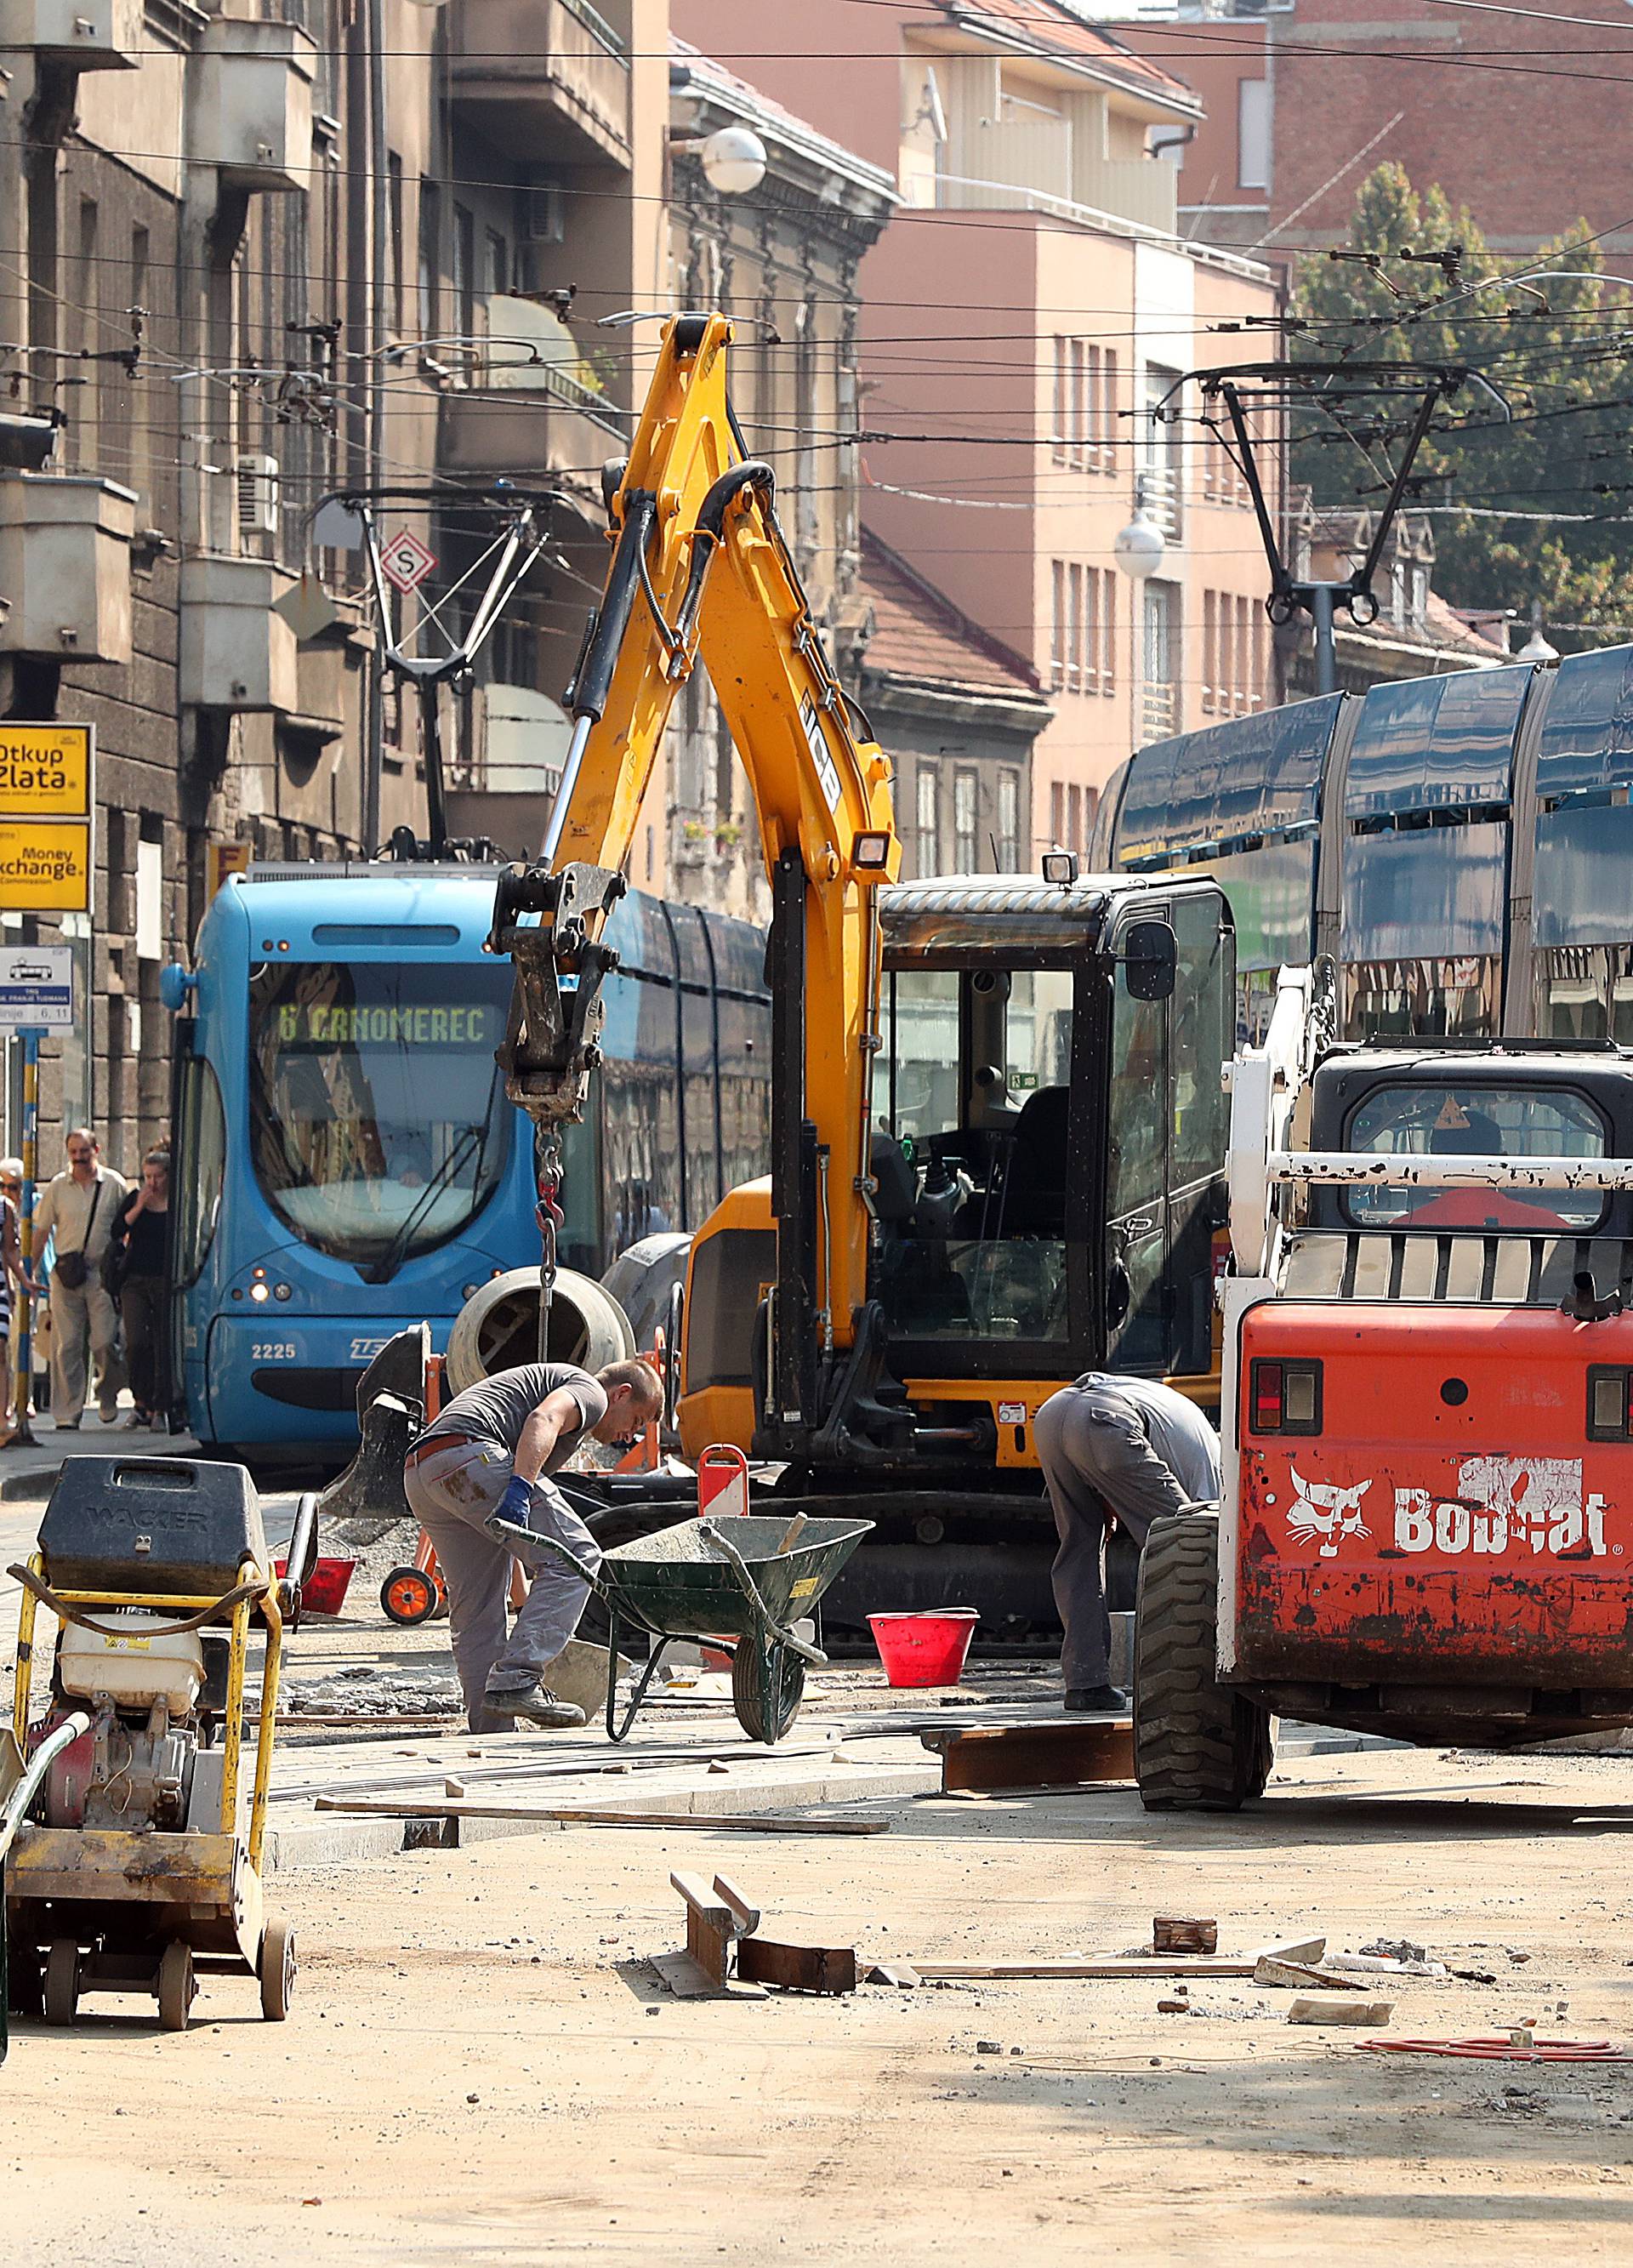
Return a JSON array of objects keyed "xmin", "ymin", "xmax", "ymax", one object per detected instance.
[{"xmin": 490, "ymin": 313, "xmax": 899, "ymax": 1435}]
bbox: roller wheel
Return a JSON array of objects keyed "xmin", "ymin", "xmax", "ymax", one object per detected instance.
[
  {"xmin": 157, "ymin": 1940, "xmax": 196, "ymax": 2032},
  {"xmin": 731, "ymin": 1641, "xmax": 805, "ymax": 1745},
  {"xmin": 43, "ymin": 1939, "xmax": 80, "ymax": 2026},
  {"xmin": 259, "ymin": 1917, "xmax": 296, "ymax": 2021},
  {"xmin": 380, "ymin": 1566, "xmax": 439, "ymax": 1626},
  {"xmin": 1133, "ymin": 1509, "xmax": 1273, "ymax": 1813}
]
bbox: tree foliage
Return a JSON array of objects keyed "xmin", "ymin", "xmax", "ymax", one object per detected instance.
[{"xmin": 1289, "ymin": 164, "xmax": 1632, "ymax": 637}]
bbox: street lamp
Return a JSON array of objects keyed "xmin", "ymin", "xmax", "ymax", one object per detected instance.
[
  {"xmin": 1113, "ymin": 497, "xmax": 1166, "ymax": 751},
  {"xmin": 1517, "ymin": 601, "xmax": 1559, "ymax": 664},
  {"xmin": 669, "ymin": 124, "xmax": 769, "ymax": 197}
]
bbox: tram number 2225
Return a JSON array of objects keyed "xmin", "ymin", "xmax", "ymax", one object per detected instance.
[{"xmin": 252, "ymin": 1341, "xmax": 297, "ymax": 1362}]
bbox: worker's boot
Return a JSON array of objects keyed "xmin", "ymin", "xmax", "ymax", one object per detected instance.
[
  {"xmin": 481, "ymin": 1684, "xmax": 586, "ymax": 1730},
  {"xmin": 1064, "ymin": 1684, "xmax": 1126, "ymax": 1714}
]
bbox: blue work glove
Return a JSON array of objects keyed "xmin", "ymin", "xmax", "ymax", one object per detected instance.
[{"xmin": 495, "ymin": 1475, "xmax": 535, "ymax": 1527}]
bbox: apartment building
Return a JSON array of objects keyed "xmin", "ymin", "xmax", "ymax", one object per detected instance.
[
  {"xmin": 676, "ymin": 0, "xmax": 1282, "ymax": 857},
  {"xmin": 0, "ymin": 0, "xmax": 670, "ymax": 1156}
]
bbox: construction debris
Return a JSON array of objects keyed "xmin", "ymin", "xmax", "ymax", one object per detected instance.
[
  {"xmin": 1153, "ymin": 1917, "xmax": 1218, "ymax": 1955},
  {"xmin": 660, "ymin": 1872, "xmax": 857, "ymax": 1999},
  {"xmin": 1288, "ymin": 1995, "xmax": 1396, "ymax": 2026},
  {"xmin": 919, "ymin": 1718, "xmax": 1133, "ymax": 1793},
  {"xmin": 313, "ymin": 1793, "xmax": 889, "ymax": 1835}
]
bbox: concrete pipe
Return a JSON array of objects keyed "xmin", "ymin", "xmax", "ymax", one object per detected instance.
[{"xmin": 444, "ymin": 1266, "xmax": 636, "ymax": 1395}]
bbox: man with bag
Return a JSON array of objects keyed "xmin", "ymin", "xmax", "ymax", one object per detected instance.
[{"xmin": 28, "ymin": 1127, "xmax": 127, "ymax": 1429}]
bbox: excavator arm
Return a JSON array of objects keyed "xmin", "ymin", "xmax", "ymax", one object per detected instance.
[{"xmin": 489, "ymin": 312, "xmax": 901, "ymax": 1447}]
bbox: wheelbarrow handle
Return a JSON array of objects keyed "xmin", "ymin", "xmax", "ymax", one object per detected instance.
[
  {"xmin": 488, "ymin": 1516, "xmax": 610, "ymax": 1599},
  {"xmin": 697, "ymin": 1519, "xmax": 828, "ymax": 1667}
]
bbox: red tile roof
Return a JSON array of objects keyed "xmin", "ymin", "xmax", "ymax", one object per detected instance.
[
  {"xmin": 938, "ymin": 1, "xmax": 1194, "ymax": 105},
  {"xmin": 860, "ymin": 529, "xmax": 1046, "ymax": 699}
]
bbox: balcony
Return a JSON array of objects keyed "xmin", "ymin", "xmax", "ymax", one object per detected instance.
[
  {"xmin": 438, "ymin": 308, "xmax": 625, "ymax": 482},
  {"xmin": 0, "ymin": 0, "xmax": 140, "ymax": 69},
  {"xmin": 188, "ymin": 18, "xmax": 316, "ymax": 194},
  {"xmin": 450, "ymin": 0, "xmax": 629, "ymax": 165},
  {"xmin": 179, "ymin": 556, "xmax": 297, "ymax": 713},
  {"xmin": 0, "ymin": 473, "xmax": 134, "ymax": 664}
]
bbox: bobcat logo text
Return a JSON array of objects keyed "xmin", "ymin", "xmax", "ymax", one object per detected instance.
[{"xmin": 1282, "ymin": 1456, "xmax": 1610, "ymax": 1560}]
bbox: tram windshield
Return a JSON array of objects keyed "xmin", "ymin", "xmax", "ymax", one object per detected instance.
[{"xmin": 247, "ymin": 959, "xmax": 514, "ymax": 1270}]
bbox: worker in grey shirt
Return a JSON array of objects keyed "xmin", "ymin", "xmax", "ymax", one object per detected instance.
[
  {"xmin": 1034, "ymin": 1371, "xmax": 1222, "ymax": 1714},
  {"xmin": 403, "ymin": 1357, "xmax": 664, "ymax": 1731}
]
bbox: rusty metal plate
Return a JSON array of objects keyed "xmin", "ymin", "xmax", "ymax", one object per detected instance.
[
  {"xmin": 919, "ymin": 1720, "xmax": 1134, "ymax": 1792},
  {"xmin": 737, "ymin": 1939, "xmax": 857, "ymax": 1995}
]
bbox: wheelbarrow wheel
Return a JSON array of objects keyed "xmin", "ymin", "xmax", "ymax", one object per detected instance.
[
  {"xmin": 157, "ymin": 1940, "xmax": 196, "ymax": 2032},
  {"xmin": 43, "ymin": 1939, "xmax": 80, "ymax": 2026},
  {"xmin": 732, "ymin": 1641, "xmax": 805, "ymax": 1744},
  {"xmin": 380, "ymin": 1565, "xmax": 439, "ymax": 1626},
  {"xmin": 259, "ymin": 1916, "xmax": 296, "ymax": 2021}
]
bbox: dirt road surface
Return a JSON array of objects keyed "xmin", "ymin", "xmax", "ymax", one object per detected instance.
[{"xmin": 5, "ymin": 1743, "xmax": 1633, "ymax": 2265}]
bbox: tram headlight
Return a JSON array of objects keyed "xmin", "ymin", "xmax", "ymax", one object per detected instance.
[
  {"xmin": 462, "ymin": 1283, "xmax": 479, "ymax": 1299},
  {"xmin": 273, "ymin": 1282, "xmax": 291, "ymax": 1302},
  {"xmin": 249, "ymin": 1281, "xmax": 270, "ymax": 1303}
]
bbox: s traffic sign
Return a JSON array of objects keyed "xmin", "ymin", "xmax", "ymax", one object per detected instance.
[{"xmin": 379, "ymin": 527, "xmax": 438, "ymax": 595}]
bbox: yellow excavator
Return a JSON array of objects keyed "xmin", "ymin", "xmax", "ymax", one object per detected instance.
[{"xmin": 488, "ymin": 312, "xmax": 1234, "ymax": 1631}]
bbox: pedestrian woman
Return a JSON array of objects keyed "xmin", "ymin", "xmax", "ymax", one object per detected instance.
[
  {"xmin": 0, "ymin": 1158, "xmax": 25, "ymax": 1443},
  {"xmin": 111, "ymin": 1148, "xmax": 169, "ymax": 1429}
]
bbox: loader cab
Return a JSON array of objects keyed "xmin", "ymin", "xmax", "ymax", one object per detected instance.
[
  {"xmin": 871, "ymin": 875, "xmax": 1234, "ymax": 1387},
  {"xmin": 1303, "ymin": 1042, "xmax": 1633, "ymax": 1243}
]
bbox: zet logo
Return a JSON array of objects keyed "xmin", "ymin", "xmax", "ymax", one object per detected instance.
[
  {"xmin": 349, "ymin": 1335, "xmax": 390, "ymax": 1362},
  {"xmin": 1282, "ymin": 1456, "xmax": 1611, "ymax": 1560}
]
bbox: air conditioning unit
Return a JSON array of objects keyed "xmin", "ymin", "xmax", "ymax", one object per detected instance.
[{"xmin": 234, "ymin": 453, "xmax": 281, "ymax": 538}]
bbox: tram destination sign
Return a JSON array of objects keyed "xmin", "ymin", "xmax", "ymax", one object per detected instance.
[{"xmin": 0, "ymin": 943, "xmax": 73, "ymax": 1029}]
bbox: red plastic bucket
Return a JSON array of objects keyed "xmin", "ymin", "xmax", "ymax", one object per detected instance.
[
  {"xmin": 868, "ymin": 1609, "xmax": 979, "ymax": 1688},
  {"xmin": 275, "ymin": 1555, "xmax": 356, "ymax": 1616}
]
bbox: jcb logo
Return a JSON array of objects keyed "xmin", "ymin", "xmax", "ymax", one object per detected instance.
[{"xmin": 1393, "ymin": 1456, "xmax": 1608, "ymax": 1559}]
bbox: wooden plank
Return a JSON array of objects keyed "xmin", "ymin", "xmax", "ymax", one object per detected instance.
[
  {"xmin": 737, "ymin": 1939, "xmax": 858, "ymax": 1996},
  {"xmin": 311, "ymin": 1795, "xmax": 888, "ymax": 1835},
  {"xmin": 918, "ymin": 1719, "xmax": 1134, "ymax": 1793},
  {"xmin": 1288, "ymin": 1994, "xmax": 1395, "ymax": 2026},
  {"xmin": 911, "ymin": 1957, "xmax": 1260, "ymax": 1981}
]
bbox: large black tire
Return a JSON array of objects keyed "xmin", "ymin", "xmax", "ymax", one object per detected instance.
[{"xmin": 1133, "ymin": 1509, "xmax": 1272, "ymax": 1812}]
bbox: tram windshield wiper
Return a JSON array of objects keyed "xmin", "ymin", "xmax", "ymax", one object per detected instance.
[{"xmin": 357, "ymin": 1120, "xmax": 486, "ymax": 1285}]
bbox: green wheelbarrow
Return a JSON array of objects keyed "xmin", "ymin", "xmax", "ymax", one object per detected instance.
[{"xmin": 492, "ymin": 1511, "xmax": 872, "ymax": 1744}]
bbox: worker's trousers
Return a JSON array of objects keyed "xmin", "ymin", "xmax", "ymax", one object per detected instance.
[
  {"xmin": 402, "ymin": 1435, "xmax": 603, "ymax": 1729},
  {"xmin": 48, "ymin": 1274, "xmax": 122, "ymax": 1427},
  {"xmin": 1033, "ymin": 1382, "xmax": 1195, "ymax": 1689}
]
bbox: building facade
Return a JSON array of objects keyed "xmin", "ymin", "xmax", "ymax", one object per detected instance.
[{"xmin": 675, "ymin": 0, "xmax": 1283, "ymax": 856}]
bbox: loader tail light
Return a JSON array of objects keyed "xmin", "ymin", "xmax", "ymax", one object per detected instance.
[
  {"xmin": 1587, "ymin": 1365, "xmax": 1633, "ymax": 1441},
  {"xmin": 1249, "ymin": 1356, "xmax": 1323, "ymax": 1435}
]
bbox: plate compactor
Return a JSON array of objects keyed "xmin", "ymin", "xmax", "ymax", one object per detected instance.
[{"xmin": 2, "ymin": 1456, "xmax": 312, "ymax": 2032}]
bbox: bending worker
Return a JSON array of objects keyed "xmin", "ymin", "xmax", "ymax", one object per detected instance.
[
  {"xmin": 1034, "ymin": 1371, "xmax": 1222, "ymax": 1715},
  {"xmin": 403, "ymin": 1357, "xmax": 664, "ymax": 1732}
]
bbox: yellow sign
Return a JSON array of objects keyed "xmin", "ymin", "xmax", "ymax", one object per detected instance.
[
  {"xmin": 207, "ymin": 841, "xmax": 253, "ymax": 899},
  {"xmin": 0, "ymin": 726, "xmax": 91, "ymax": 818},
  {"xmin": 0, "ymin": 821, "xmax": 92, "ymax": 911}
]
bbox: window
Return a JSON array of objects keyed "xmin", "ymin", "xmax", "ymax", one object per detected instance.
[
  {"xmin": 128, "ymin": 227, "xmax": 151, "ymax": 500},
  {"xmin": 1143, "ymin": 581, "xmax": 1178, "ymax": 738},
  {"xmin": 1067, "ymin": 784, "xmax": 1082, "ymax": 853},
  {"xmin": 1050, "ymin": 559, "xmax": 1066, "ymax": 691},
  {"xmin": 1051, "ymin": 339, "xmax": 1115, "ymax": 473},
  {"xmin": 1050, "ymin": 779, "xmax": 1066, "ymax": 847},
  {"xmin": 246, "ymin": 960, "xmax": 515, "ymax": 1269},
  {"xmin": 1238, "ymin": 78, "xmax": 1270, "ymax": 192},
  {"xmin": 1344, "ymin": 1083, "xmax": 1607, "ymax": 1232},
  {"xmin": 486, "ymin": 229, "xmax": 509, "ymax": 296},
  {"xmin": 916, "ymin": 764, "xmax": 940, "ymax": 876},
  {"xmin": 1081, "ymin": 566, "xmax": 1115, "ymax": 696},
  {"xmin": 953, "ymin": 769, "xmax": 978, "ymax": 871},
  {"xmin": 173, "ymin": 1055, "xmax": 226, "ymax": 1287},
  {"xmin": 387, "ymin": 154, "xmax": 405, "ymax": 333},
  {"xmin": 417, "ymin": 179, "xmax": 441, "ymax": 339},
  {"xmin": 1051, "ymin": 336, "xmax": 1067, "ymax": 467},
  {"xmin": 997, "ymin": 771, "xmax": 1020, "ymax": 870},
  {"xmin": 1067, "ymin": 562, "xmax": 1084, "ymax": 692},
  {"xmin": 1143, "ymin": 364, "xmax": 1183, "ymax": 539},
  {"xmin": 452, "ymin": 204, "xmax": 476, "ymax": 341}
]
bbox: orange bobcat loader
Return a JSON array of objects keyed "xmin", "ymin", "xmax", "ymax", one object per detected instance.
[{"xmin": 1133, "ymin": 962, "xmax": 1633, "ymax": 1809}]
